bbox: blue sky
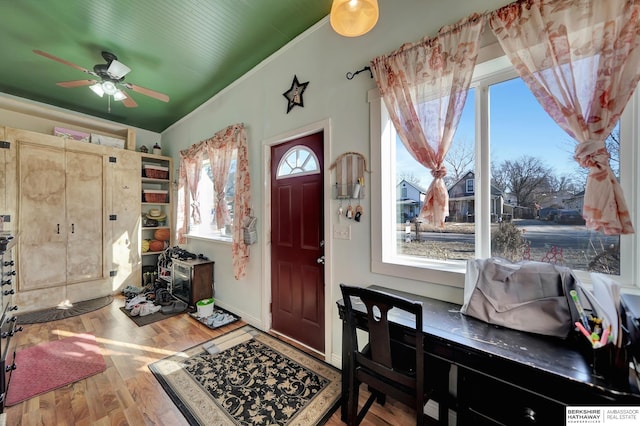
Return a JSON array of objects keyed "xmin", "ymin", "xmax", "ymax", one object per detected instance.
[{"xmin": 397, "ymin": 77, "xmax": 582, "ymax": 188}]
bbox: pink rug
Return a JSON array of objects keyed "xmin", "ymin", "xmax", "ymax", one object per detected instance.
[{"xmin": 5, "ymin": 333, "xmax": 106, "ymax": 406}]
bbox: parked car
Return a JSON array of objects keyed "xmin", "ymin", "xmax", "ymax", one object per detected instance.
[
  {"xmin": 539, "ymin": 207, "xmax": 558, "ymax": 221},
  {"xmin": 554, "ymin": 209, "xmax": 586, "ymax": 225}
]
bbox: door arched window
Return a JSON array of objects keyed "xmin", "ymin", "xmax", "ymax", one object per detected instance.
[{"xmin": 276, "ymin": 145, "xmax": 320, "ymax": 179}]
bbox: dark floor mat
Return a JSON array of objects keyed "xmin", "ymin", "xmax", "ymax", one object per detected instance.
[
  {"xmin": 119, "ymin": 306, "xmax": 184, "ymax": 326},
  {"xmin": 17, "ymin": 295, "xmax": 114, "ymax": 325}
]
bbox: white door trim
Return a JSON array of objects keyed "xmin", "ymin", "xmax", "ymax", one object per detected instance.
[{"xmin": 261, "ymin": 118, "xmax": 333, "ymax": 361}]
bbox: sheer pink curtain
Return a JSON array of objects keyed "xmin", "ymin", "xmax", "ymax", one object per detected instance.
[
  {"xmin": 205, "ymin": 124, "xmax": 252, "ymax": 279},
  {"xmin": 176, "ymin": 123, "xmax": 251, "ymax": 279},
  {"xmin": 230, "ymin": 125, "xmax": 251, "ymax": 280},
  {"xmin": 177, "ymin": 147, "xmax": 202, "ymax": 244},
  {"xmin": 205, "ymin": 137, "xmax": 233, "ymax": 231},
  {"xmin": 489, "ymin": 0, "xmax": 640, "ymax": 235},
  {"xmin": 370, "ymin": 14, "xmax": 484, "ymax": 226}
]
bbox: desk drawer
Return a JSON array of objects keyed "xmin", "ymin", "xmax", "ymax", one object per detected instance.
[{"xmin": 461, "ymin": 369, "xmax": 565, "ymax": 425}]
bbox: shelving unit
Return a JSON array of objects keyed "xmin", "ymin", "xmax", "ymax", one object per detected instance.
[
  {"xmin": 1, "ymin": 234, "xmax": 21, "ymax": 412},
  {"xmin": 140, "ymin": 153, "xmax": 173, "ymax": 285}
]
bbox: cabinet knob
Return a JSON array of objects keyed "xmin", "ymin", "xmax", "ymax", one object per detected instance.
[
  {"xmin": 3, "ymin": 289, "xmax": 15, "ymax": 295},
  {"xmin": 3, "ymin": 260, "xmax": 14, "ymax": 267},
  {"xmin": 9, "ymin": 305, "xmax": 18, "ymax": 311},
  {"xmin": 1, "ymin": 279, "xmax": 12, "ymax": 286},
  {"xmin": 4, "ymin": 270, "xmax": 16, "ymax": 276},
  {"xmin": 5, "ymin": 363, "xmax": 17, "ymax": 372}
]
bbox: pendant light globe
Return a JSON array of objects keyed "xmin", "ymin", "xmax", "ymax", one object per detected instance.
[{"xmin": 330, "ymin": 0, "xmax": 379, "ymax": 37}]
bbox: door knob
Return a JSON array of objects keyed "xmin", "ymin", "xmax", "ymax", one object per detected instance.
[{"xmin": 317, "ymin": 256, "xmax": 325, "ymax": 264}]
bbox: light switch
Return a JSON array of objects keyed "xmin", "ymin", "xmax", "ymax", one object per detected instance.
[{"xmin": 333, "ymin": 224, "xmax": 351, "ymax": 240}]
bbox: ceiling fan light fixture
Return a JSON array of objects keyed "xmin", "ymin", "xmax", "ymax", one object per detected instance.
[
  {"xmin": 101, "ymin": 81, "xmax": 118, "ymax": 96},
  {"xmin": 89, "ymin": 83, "xmax": 105, "ymax": 97},
  {"xmin": 107, "ymin": 60, "xmax": 131, "ymax": 79},
  {"xmin": 330, "ymin": 0, "xmax": 379, "ymax": 37},
  {"xmin": 113, "ymin": 90, "xmax": 127, "ymax": 101}
]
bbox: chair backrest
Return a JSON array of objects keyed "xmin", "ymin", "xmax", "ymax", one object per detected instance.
[{"xmin": 340, "ymin": 284, "xmax": 424, "ymax": 390}]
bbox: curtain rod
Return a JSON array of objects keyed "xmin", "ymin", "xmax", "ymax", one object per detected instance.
[{"xmin": 346, "ymin": 66, "xmax": 373, "ymax": 80}]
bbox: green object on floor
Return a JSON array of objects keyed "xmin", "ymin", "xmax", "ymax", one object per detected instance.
[{"xmin": 196, "ymin": 298, "xmax": 215, "ymax": 318}]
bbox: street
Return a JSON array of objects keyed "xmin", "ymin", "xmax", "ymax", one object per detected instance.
[{"xmin": 400, "ymin": 219, "xmax": 620, "ymax": 251}]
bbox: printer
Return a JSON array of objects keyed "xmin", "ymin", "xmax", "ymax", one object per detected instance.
[{"xmin": 621, "ymin": 293, "xmax": 640, "ymax": 381}]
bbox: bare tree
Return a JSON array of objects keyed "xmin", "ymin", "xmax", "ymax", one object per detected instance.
[
  {"xmin": 492, "ymin": 156, "xmax": 553, "ymax": 207},
  {"xmin": 398, "ymin": 171, "xmax": 422, "ymax": 186},
  {"xmin": 546, "ymin": 174, "xmax": 581, "ymax": 193},
  {"xmin": 444, "ymin": 139, "xmax": 474, "ymax": 187},
  {"xmin": 607, "ymin": 128, "xmax": 620, "ymax": 174}
]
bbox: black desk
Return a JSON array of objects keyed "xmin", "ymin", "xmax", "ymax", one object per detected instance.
[{"xmin": 337, "ymin": 285, "xmax": 640, "ymax": 425}]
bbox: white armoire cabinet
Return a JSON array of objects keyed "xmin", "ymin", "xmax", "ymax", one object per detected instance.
[
  {"xmin": 18, "ymin": 140, "xmax": 103, "ymax": 289},
  {"xmin": 2, "ymin": 127, "xmax": 141, "ymax": 312}
]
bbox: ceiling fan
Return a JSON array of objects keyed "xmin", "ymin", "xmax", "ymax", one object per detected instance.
[{"xmin": 33, "ymin": 49, "xmax": 170, "ymax": 109}]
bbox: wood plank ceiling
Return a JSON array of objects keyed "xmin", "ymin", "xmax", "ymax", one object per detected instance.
[{"xmin": 0, "ymin": 0, "xmax": 333, "ymax": 132}]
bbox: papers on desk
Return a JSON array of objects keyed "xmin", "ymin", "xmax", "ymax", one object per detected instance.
[{"xmin": 578, "ymin": 273, "xmax": 622, "ymax": 348}]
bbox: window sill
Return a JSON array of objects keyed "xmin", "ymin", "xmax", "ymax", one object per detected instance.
[
  {"xmin": 186, "ymin": 233, "xmax": 232, "ymax": 244},
  {"xmin": 373, "ymin": 256, "xmax": 466, "ymax": 288}
]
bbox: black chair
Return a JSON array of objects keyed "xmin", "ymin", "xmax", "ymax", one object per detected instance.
[{"xmin": 340, "ymin": 284, "xmax": 450, "ymax": 426}]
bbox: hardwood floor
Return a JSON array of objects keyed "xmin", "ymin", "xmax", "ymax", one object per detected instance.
[{"xmin": 4, "ymin": 295, "xmax": 422, "ymax": 425}]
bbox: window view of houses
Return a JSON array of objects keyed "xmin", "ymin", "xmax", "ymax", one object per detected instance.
[{"xmin": 394, "ymin": 77, "xmax": 621, "ymax": 275}]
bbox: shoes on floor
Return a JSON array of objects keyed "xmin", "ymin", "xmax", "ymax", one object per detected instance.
[
  {"xmin": 161, "ymin": 299, "xmax": 188, "ymax": 314},
  {"xmin": 206, "ymin": 311, "xmax": 235, "ymax": 327},
  {"xmin": 125, "ymin": 295, "xmax": 147, "ymax": 310},
  {"xmin": 121, "ymin": 285, "xmax": 144, "ymax": 295},
  {"xmin": 130, "ymin": 303, "xmax": 144, "ymax": 316},
  {"xmin": 139, "ymin": 303, "xmax": 162, "ymax": 316}
]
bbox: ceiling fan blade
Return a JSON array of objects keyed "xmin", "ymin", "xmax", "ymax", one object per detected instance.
[
  {"xmin": 33, "ymin": 49, "xmax": 94, "ymax": 75},
  {"xmin": 124, "ymin": 83, "xmax": 169, "ymax": 103},
  {"xmin": 56, "ymin": 79, "xmax": 98, "ymax": 88},
  {"xmin": 119, "ymin": 90, "xmax": 138, "ymax": 108}
]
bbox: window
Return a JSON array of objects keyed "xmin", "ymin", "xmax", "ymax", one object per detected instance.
[
  {"xmin": 276, "ymin": 146, "xmax": 319, "ymax": 178},
  {"xmin": 187, "ymin": 154, "xmax": 237, "ymax": 241},
  {"xmin": 465, "ymin": 179, "xmax": 474, "ymax": 194},
  {"xmin": 372, "ymin": 51, "xmax": 638, "ymax": 288}
]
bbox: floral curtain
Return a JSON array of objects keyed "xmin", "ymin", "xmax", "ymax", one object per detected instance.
[
  {"xmin": 370, "ymin": 14, "xmax": 485, "ymax": 226},
  {"xmin": 206, "ymin": 124, "xmax": 252, "ymax": 280},
  {"xmin": 489, "ymin": 0, "xmax": 640, "ymax": 235},
  {"xmin": 176, "ymin": 123, "xmax": 252, "ymax": 279},
  {"xmin": 177, "ymin": 147, "xmax": 203, "ymax": 244},
  {"xmin": 206, "ymin": 139, "xmax": 233, "ymax": 231}
]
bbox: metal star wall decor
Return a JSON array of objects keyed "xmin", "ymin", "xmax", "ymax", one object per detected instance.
[{"xmin": 283, "ymin": 75, "xmax": 309, "ymax": 113}]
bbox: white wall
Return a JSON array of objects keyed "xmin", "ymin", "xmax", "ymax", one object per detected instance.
[
  {"xmin": 0, "ymin": 92, "xmax": 160, "ymax": 147},
  {"xmin": 161, "ymin": 0, "xmax": 513, "ymax": 365}
]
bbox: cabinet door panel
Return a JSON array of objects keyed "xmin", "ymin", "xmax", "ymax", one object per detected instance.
[
  {"xmin": 109, "ymin": 149, "xmax": 141, "ymax": 288},
  {"xmin": 66, "ymin": 150, "xmax": 103, "ymax": 282},
  {"xmin": 18, "ymin": 143, "xmax": 66, "ymax": 289}
]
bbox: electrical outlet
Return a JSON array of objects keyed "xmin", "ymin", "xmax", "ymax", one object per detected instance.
[{"xmin": 333, "ymin": 224, "xmax": 351, "ymax": 240}]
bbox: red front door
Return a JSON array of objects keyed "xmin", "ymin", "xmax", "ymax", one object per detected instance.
[{"xmin": 270, "ymin": 132, "xmax": 324, "ymax": 352}]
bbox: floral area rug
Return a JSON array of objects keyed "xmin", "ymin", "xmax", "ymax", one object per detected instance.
[{"xmin": 149, "ymin": 325, "xmax": 341, "ymax": 425}]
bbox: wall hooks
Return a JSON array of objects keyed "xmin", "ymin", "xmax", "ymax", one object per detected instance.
[{"xmin": 346, "ymin": 65, "xmax": 372, "ymax": 80}]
